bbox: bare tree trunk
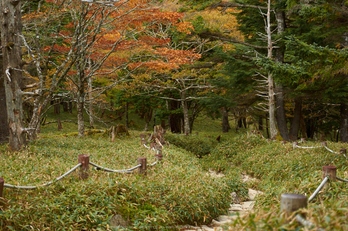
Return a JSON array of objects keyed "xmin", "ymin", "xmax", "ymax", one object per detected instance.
[
  {"xmin": 266, "ymin": 0, "xmax": 278, "ymax": 140},
  {"xmin": 77, "ymin": 81, "xmax": 85, "ymax": 137},
  {"xmin": 0, "ymin": 36, "xmax": 9, "ymax": 144},
  {"xmin": 274, "ymin": 3, "xmax": 290, "ymax": 141},
  {"xmin": 1, "ymin": 0, "xmax": 26, "ymax": 150},
  {"xmin": 88, "ymin": 77, "xmax": 94, "ymax": 128},
  {"xmin": 181, "ymin": 91, "xmax": 190, "ymax": 135}
]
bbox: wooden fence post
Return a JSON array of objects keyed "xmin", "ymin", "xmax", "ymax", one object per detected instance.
[
  {"xmin": 340, "ymin": 149, "xmax": 347, "ymax": 155},
  {"xmin": 323, "ymin": 165, "xmax": 336, "ymax": 181},
  {"xmin": 137, "ymin": 157, "xmax": 147, "ymax": 175},
  {"xmin": 301, "ymin": 138, "xmax": 306, "ymax": 142},
  {"xmin": 0, "ymin": 177, "xmax": 4, "ymax": 198},
  {"xmin": 280, "ymin": 193, "xmax": 307, "ymax": 217},
  {"xmin": 78, "ymin": 155, "xmax": 89, "ymax": 180},
  {"xmin": 321, "ymin": 141, "xmax": 327, "ymax": 147}
]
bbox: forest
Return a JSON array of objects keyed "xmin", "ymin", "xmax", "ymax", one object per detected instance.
[
  {"xmin": 1, "ymin": 0, "xmax": 348, "ymax": 230},
  {"xmin": 0, "ymin": 0, "xmax": 347, "ymax": 150}
]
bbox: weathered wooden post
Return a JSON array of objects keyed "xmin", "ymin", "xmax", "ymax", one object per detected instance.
[
  {"xmin": 150, "ymin": 142, "xmax": 156, "ymax": 149},
  {"xmin": 78, "ymin": 155, "xmax": 89, "ymax": 180},
  {"xmin": 301, "ymin": 138, "xmax": 306, "ymax": 142},
  {"xmin": 0, "ymin": 177, "xmax": 4, "ymax": 198},
  {"xmin": 340, "ymin": 149, "xmax": 347, "ymax": 155},
  {"xmin": 137, "ymin": 157, "xmax": 147, "ymax": 175},
  {"xmin": 321, "ymin": 141, "xmax": 327, "ymax": 147},
  {"xmin": 280, "ymin": 193, "xmax": 307, "ymax": 217},
  {"xmin": 323, "ymin": 165, "xmax": 336, "ymax": 181}
]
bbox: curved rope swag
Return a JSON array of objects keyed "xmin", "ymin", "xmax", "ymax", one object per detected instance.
[{"xmin": 4, "ymin": 163, "xmax": 82, "ymax": 189}]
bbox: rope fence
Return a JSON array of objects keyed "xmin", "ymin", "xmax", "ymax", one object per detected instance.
[
  {"xmin": 281, "ymin": 165, "xmax": 348, "ymax": 230},
  {"xmin": 0, "ymin": 136, "xmax": 166, "ymax": 197},
  {"xmin": 293, "ymin": 140, "xmax": 348, "ymax": 159},
  {"xmin": 3, "ymin": 163, "xmax": 82, "ymax": 190}
]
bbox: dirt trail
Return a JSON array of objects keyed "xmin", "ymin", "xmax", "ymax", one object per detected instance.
[{"xmin": 183, "ymin": 171, "xmax": 263, "ymax": 231}]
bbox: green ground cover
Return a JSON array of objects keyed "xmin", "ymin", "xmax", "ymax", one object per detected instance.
[{"xmin": 1, "ymin": 112, "xmax": 348, "ymax": 230}]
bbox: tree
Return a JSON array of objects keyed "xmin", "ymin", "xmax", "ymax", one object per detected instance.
[{"xmin": 1, "ymin": 0, "xmax": 26, "ymax": 150}]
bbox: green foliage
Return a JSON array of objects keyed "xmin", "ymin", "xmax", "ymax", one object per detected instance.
[
  {"xmin": 0, "ymin": 124, "xmax": 243, "ymax": 230},
  {"xmin": 165, "ymin": 133, "xmax": 219, "ymax": 158}
]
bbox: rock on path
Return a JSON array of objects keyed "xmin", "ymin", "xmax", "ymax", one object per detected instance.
[{"xmin": 183, "ymin": 171, "xmax": 263, "ymax": 231}]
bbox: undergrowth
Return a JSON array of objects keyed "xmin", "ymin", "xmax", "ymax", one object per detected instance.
[
  {"xmin": 0, "ymin": 129, "xmax": 245, "ymax": 230},
  {"xmin": 201, "ymin": 133, "xmax": 348, "ymax": 230}
]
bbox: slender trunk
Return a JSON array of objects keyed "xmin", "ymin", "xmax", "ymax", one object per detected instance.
[
  {"xmin": 0, "ymin": 38, "xmax": 9, "ymax": 144},
  {"xmin": 77, "ymin": 83, "xmax": 85, "ymax": 137},
  {"xmin": 1, "ymin": 0, "xmax": 26, "ymax": 150},
  {"xmin": 125, "ymin": 102, "xmax": 129, "ymax": 129},
  {"xmin": 88, "ymin": 77, "xmax": 94, "ymax": 127},
  {"xmin": 340, "ymin": 102, "xmax": 348, "ymax": 142},
  {"xmin": 181, "ymin": 91, "xmax": 190, "ymax": 135},
  {"xmin": 268, "ymin": 74, "xmax": 278, "ymax": 139},
  {"xmin": 258, "ymin": 116, "xmax": 263, "ymax": 131},
  {"xmin": 274, "ymin": 6, "xmax": 289, "ymax": 141},
  {"xmin": 300, "ymin": 114, "xmax": 307, "ymax": 139},
  {"xmin": 267, "ymin": 0, "xmax": 278, "ymax": 140},
  {"xmin": 222, "ymin": 107, "xmax": 230, "ymax": 133},
  {"xmin": 143, "ymin": 108, "xmax": 153, "ymax": 131},
  {"xmin": 169, "ymin": 99, "xmax": 181, "ymax": 133},
  {"xmin": 289, "ymin": 98, "xmax": 302, "ymax": 141}
]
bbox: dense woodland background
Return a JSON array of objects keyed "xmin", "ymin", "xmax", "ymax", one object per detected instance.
[{"xmin": 1, "ymin": 0, "xmax": 348, "ymax": 150}]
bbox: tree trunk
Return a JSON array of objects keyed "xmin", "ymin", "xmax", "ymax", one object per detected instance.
[
  {"xmin": 169, "ymin": 99, "xmax": 181, "ymax": 133},
  {"xmin": 289, "ymin": 98, "xmax": 302, "ymax": 141},
  {"xmin": 258, "ymin": 116, "xmax": 263, "ymax": 131},
  {"xmin": 77, "ymin": 87, "xmax": 85, "ymax": 138},
  {"xmin": 88, "ymin": 77, "xmax": 94, "ymax": 127},
  {"xmin": 125, "ymin": 102, "xmax": 129, "ymax": 129},
  {"xmin": 268, "ymin": 74, "xmax": 278, "ymax": 139},
  {"xmin": 54, "ymin": 100, "xmax": 60, "ymax": 114},
  {"xmin": 181, "ymin": 91, "xmax": 190, "ymax": 135},
  {"xmin": 266, "ymin": 0, "xmax": 278, "ymax": 140},
  {"xmin": 143, "ymin": 108, "xmax": 153, "ymax": 131},
  {"xmin": 0, "ymin": 36, "xmax": 9, "ymax": 144},
  {"xmin": 274, "ymin": 6, "xmax": 289, "ymax": 141},
  {"xmin": 1, "ymin": 0, "xmax": 26, "ymax": 150},
  {"xmin": 222, "ymin": 107, "xmax": 230, "ymax": 133},
  {"xmin": 340, "ymin": 102, "xmax": 348, "ymax": 142}
]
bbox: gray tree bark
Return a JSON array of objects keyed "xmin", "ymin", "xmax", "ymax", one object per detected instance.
[
  {"xmin": 0, "ymin": 29, "xmax": 9, "ymax": 144},
  {"xmin": 266, "ymin": 0, "xmax": 278, "ymax": 139},
  {"xmin": 274, "ymin": 9, "xmax": 290, "ymax": 141},
  {"xmin": 1, "ymin": 0, "xmax": 26, "ymax": 150},
  {"xmin": 181, "ymin": 91, "xmax": 190, "ymax": 135}
]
